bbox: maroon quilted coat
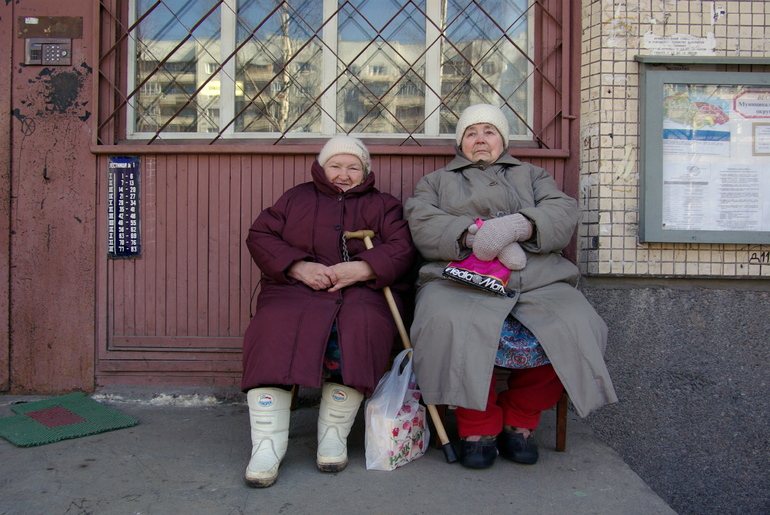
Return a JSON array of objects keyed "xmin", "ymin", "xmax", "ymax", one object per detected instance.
[{"xmin": 241, "ymin": 160, "xmax": 416, "ymax": 395}]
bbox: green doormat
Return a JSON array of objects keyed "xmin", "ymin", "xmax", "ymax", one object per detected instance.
[{"xmin": 0, "ymin": 392, "xmax": 138, "ymax": 447}]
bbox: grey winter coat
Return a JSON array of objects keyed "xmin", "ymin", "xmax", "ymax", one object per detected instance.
[{"xmin": 404, "ymin": 151, "xmax": 617, "ymax": 417}]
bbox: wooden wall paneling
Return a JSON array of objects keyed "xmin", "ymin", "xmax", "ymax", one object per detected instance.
[
  {"xmin": 385, "ymin": 155, "xmax": 398, "ymax": 201},
  {"xmin": 155, "ymin": 155, "xmax": 169, "ymax": 337},
  {"xmin": 405, "ymin": 154, "xmax": 416, "ymax": 198},
  {"xmin": 304, "ymin": 155, "xmax": 315, "ymax": 184},
  {"xmin": 203, "ymin": 154, "xmax": 216, "ymax": 336},
  {"xmin": 141, "ymin": 155, "xmax": 156, "ymax": 337},
  {"xmin": 157, "ymin": 155, "xmax": 177, "ymax": 336},
  {"xmin": 109, "ymin": 199, "xmax": 124, "ymax": 342},
  {"xmin": 245, "ymin": 155, "xmax": 258, "ymax": 321},
  {"xmin": 174, "ymin": 154, "xmax": 189, "ymax": 336},
  {"xmin": 251, "ymin": 155, "xmax": 266, "ymax": 312},
  {"xmin": 228, "ymin": 155, "xmax": 243, "ymax": 339},
  {"xmin": 278, "ymin": 153, "xmax": 289, "ymax": 187},
  {"xmin": 184, "ymin": 154, "xmax": 199, "ymax": 336},
  {"xmin": 239, "ymin": 155, "xmax": 254, "ymax": 336},
  {"xmin": 293, "ymin": 154, "xmax": 309, "ymax": 187},
  {"xmin": 242, "ymin": 154, "xmax": 263, "ymax": 335},
  {"xmin": 123, "ymin": 254, "xmax": 137, "ymax": 337},
  {"xmin": 98, "ymin": 355, "xmax": 242, "ymax": 372},
  {"xmin": 391, "ymin": 155, "xmax": 401, "ymax": 201},
  {"xmin": 196, "ymin": 154, "xmax": 210, "ymax": 336},
  {"xmin": 391, "ymin": 154, "xmax": 402, "ymax": 200},
  {"xmin": 106, "ymin": 241, "xmax": 114, "ymax": 345},
  {"xmin": 401, "ymin": 155, "xmax": 415, "ymax": 201},
  {"xmin": 110, "ymin": 336, "xmax": 242, "ymax": 349},
  {"xmin": 556, "ymin": 160, "xmax": 566, "ymax": 193},
  {"xmin": 375, "ymin": 156, "xmax": 391, "ymax": 199},
  {"xmin": 165, "ymin": 154, "xmax": 178, "ymax": 336},
  {"xmin": 407, "ymin": 154, "xmax": 415, "ymax": 197},
  {"xmin": 388, "ymin": 154, "xmax": 402, "ymax": 202},
  {"xmin": 223, "ymin": 154, "xmax": 237, "ymax": 338},
  {"xmin": 205, "ymin": 154, "xmax": 219, "ymax": 336},
  {"xmin": 140, "ymin": 156, "xmax": 156, "ymax": 337},
  {"xmin": 216, "ymin": 154, "xmax": 231, "ymax": 337},
  {"xmin": 260, "ymin": 154, "xmax": 271, "ymax": 206},
  {"xmin": 271, "ymin": 155, "xmax": 286, "ymax": 209},
  {"xmin": 133, "ymin": 159, "xmax": 147, "ymax": 338}
]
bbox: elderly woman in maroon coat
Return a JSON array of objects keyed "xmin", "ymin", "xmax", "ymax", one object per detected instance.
[{"xmin": 241, "ymin": 135, "xmax": 415, "ymax": 488}]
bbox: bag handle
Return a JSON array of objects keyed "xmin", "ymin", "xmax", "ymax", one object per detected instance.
[{"xmin": 391, "ymin": 348, "xmax": 412, "ymax": 378}]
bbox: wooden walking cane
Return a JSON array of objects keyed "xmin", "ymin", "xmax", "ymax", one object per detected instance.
[{"xmin": 344, "ymin": 230, "xmax": 458, "ymax": 463}]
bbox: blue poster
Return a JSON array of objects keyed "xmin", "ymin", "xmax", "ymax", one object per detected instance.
[{"xmin": 107, "ymin": 156, "xmax": 141, "ymax": 258}]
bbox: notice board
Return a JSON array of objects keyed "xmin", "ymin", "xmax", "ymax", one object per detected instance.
[{"xmin": 638, "ymin": 57, "xmax": 770, "ymax": 244}]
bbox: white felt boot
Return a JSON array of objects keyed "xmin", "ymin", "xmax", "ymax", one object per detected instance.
[
  {"xmin": 317, "ymin": 383, "xmax": 364, "ymax": 472},
  {"xmin": 245, "ymin": 387, "xmax": 292, "ymax": 488}
]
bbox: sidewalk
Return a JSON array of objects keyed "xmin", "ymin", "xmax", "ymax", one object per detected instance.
[{"xmin": 0, "ymin": 388, "xmax": 676, "ymax": 515}]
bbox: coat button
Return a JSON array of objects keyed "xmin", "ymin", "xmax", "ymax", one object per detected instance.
[
  {"xmin": 334, "ymin": 225, "xmax": 341, "ymax": 231},
  {"xmin": 335, "ymin": 299, "xmax": 342, "ymax": 304}
]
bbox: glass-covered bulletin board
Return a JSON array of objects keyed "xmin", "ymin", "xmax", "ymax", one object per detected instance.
[{"xmin": 638, "ymin": 57, "xmax": 770, "ymax": 243}]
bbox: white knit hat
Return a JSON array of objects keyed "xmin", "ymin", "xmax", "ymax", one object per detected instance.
[
  {"xmin": 318, "ymin": 135, "xmax": 371, "ymax": 174},
  {"xmin": 455, "ymin": 103, "xmax": 510, "ymax": 146}
]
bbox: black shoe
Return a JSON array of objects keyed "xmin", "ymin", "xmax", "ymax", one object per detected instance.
[
  {"xmin": 457, "ymin": 436, "xmax": 498, "ymax": 469},
  {"xmin": 498, "ymin": 429, "xmax": 538, "ymax": 464}
]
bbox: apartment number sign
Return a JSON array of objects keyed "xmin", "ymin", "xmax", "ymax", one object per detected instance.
[{"xmin": 107, "ymin": 156, "xmax": 141, "ymax": 258}]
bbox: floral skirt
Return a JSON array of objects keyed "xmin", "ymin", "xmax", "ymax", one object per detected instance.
[
  {"xmin": 324, "ymin": 317, "xmax": 549, "ymax": 375},
  {"xmin": 495, "ymin": 315, "xmax": 551, "ymax": 369}
]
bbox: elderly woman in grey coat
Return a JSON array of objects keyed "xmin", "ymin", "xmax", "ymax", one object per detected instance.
[{"xmin": 404, "ymin": 104, "xmax": 617, "ymax": 469}]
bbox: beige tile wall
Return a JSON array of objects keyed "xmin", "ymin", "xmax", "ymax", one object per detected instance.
[{"xmin": 579, "ymin": 0, "xmax": 770, "ymax": 277}]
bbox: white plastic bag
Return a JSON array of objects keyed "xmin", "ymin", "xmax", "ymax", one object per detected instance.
[{"xmin": 365, "ymin": 349, "xmax": 430, "ymax": 471}]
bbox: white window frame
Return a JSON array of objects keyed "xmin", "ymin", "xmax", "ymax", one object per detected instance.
[{"xmin": 126, "ymin": 0, "xmax": 535, "ymax": 141}]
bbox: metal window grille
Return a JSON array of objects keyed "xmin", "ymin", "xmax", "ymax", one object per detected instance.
[{"xmin": 96, "ymin": 0, "xmax": 570, "ymax": 146}]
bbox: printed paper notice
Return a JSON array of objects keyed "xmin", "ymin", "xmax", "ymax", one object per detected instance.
[
  {"xmin": 660, "ymin": 83, "xmax": 770, "ymax": 233},
  {"xmin": 643, "ymin": 32, "xmax": 716, "ymax": 56},
  {"xmin": 662, "ymin": 163, "xmax": 764, "ymax": 231}
]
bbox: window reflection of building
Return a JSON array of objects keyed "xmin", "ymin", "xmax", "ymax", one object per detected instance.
[
  {"xmin": 136, "ymin": 41, "xmax": 201, "ymax": 133},
  {"xmin": 133, "ymin": 6, "xmax": 530, "ymax": 137}
]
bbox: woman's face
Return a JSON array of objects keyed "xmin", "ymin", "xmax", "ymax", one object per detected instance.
[
  {"xmin": 460, "ymin": 123, "xmax": 505, "ymax": 163},
  {"xmin": 323, "ymin": 154, "xmax": 365, "ymax": 191}
]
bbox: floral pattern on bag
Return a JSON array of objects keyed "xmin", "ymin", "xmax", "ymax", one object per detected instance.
[
  {"xmin": 365, "ymin": 351, "xmax": 430, "ymax": 471},
  {"xmin": 385, "ymin": 390, "xmax": 428, "ymax": 469}
]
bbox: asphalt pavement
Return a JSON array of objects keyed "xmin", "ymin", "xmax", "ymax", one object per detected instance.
[{"xmin": 0, "ymin": 387, "xmax": 676, "ymax": 515}]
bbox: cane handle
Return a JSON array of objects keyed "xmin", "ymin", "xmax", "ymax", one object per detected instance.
[{"xmin": 343, "ymin": 230, "xmax": 375, "ymax": 240}]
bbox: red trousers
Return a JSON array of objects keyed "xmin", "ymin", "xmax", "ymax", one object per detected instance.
[{"xmin": 455, "ymin": 364, "xmax": 564, "ymax": 438}]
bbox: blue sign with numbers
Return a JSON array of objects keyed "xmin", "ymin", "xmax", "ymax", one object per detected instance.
[{"xmin": 107, "ymin": 156, "xmax": 141, "ymax": 258}]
